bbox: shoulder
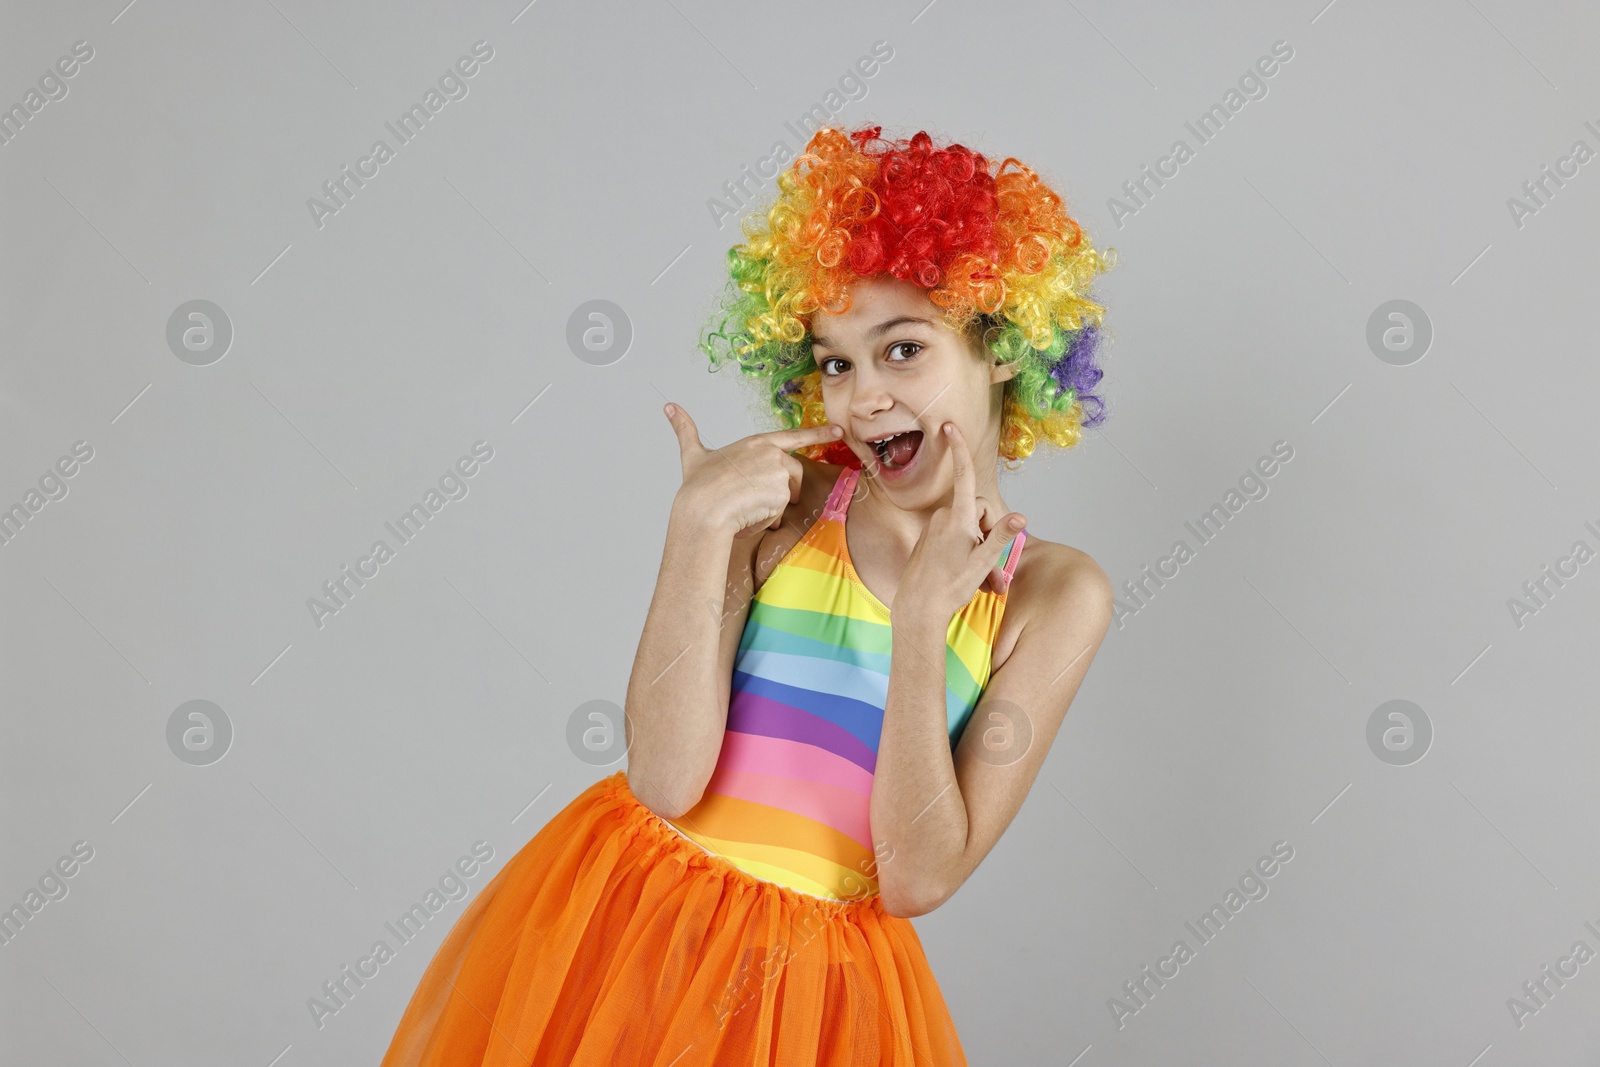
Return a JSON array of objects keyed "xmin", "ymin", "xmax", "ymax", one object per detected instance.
[
  {"xmin": 797, "ymin": 454, "xmax": 849, "ymax": 491},
  {"xmin": 794, "ymin": 453, "xmax": 831, "ymax": 481},
  {"xmin": 794, "ymin": 456, "xmax": 854, "ymax": 522}
]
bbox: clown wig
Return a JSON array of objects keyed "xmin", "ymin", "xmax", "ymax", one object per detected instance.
[{"xmin": 699, "ymin": 124, "xmax": 1115, "ymax": 469}]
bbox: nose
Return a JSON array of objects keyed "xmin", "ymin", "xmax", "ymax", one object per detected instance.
[{"xmin": 846, "ymin": 362, "xmax": 894, "ymax": 422}]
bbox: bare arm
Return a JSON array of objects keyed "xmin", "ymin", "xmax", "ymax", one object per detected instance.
[
  {"xmin": 623, "ymin": 500, "xmax": 754, "ymax": 819},
  {"xmin": 871, "ymin": 554, "xmax": 1112, "ymax": 917},
  {"xmin": 624, "ymin": 404, "xmax": 842, "ymax": 819}
]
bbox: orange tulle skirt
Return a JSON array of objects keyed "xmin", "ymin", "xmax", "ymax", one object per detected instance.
[{"xmin": 379, "ymin": 770, "xmax": 968, "ymax": 1066}]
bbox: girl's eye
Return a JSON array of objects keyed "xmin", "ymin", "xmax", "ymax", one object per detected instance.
[{"xmin": 818, "ymin": 342, "xmax": 921, "ymax": 379}]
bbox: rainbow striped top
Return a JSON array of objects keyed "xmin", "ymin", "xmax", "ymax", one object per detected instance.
[{"xmin": 661, "ymin": 464, "xmax": 1026, "ymax": 902}]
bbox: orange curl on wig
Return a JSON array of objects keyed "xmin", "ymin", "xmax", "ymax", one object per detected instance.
[{"xmin": 699, "ymin": 124, "xmax": 1115, "ymax": 469}]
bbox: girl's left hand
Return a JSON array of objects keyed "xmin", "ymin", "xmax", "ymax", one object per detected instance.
[{"xmin": 896, "ymin": 422, "xmax": 1026, "ymax": 626}]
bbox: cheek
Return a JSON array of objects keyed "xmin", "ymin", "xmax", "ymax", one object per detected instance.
[{"xmin": 819, "ymin": 384, "xmax": 842, "ymax": 422}]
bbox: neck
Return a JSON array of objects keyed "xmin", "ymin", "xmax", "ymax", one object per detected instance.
[{"xmin": 855, "ymin": 459, "xmax": 1007, "ymax": 559}]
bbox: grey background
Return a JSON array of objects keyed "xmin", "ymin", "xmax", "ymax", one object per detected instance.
[{"xmin": 4, "ymin": 0, "xmax": 1599, "ymax": 1063}]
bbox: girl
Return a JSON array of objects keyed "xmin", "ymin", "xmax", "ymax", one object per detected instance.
[{"xmin": 382, "ymin": 124, "xmax": 1115, "ymax": 1065}]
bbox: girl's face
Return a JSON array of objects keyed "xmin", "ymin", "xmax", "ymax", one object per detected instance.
[{"xmin": 808, "ymin": 274, "xmax": 1017, "ymax": 505}]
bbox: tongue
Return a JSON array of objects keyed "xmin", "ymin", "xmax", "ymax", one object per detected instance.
[{"xmin": 885, "ymin": 431, "xmax": 923, "ymax": 468}]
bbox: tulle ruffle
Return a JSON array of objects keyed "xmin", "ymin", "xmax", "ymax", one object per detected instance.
[{"xmin": 380, "ymin": 770, "xmax": 967, "ymax": 1066}]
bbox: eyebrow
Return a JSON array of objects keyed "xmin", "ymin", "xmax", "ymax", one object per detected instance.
[{"xmin": 810, "ymin": 315, "xmax": 936, "ymax": 351}]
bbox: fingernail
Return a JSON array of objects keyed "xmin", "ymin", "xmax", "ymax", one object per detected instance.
[{"xmin": 665, "ymin": 403, "xmax": 676, "ymax": 416}]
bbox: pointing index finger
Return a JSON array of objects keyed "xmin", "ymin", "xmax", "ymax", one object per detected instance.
[
  {"xmin": 765, "ymin": 422, "xmax": 843, "ymax": 453},
  {"xmin": 944, "ymin": 422, "xmax": 978, "ymax": 529}
]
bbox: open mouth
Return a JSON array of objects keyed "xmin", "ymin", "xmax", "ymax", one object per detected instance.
[{"xmin": 869, "ymin": 430, "xmax": 924, "ymax": 471}]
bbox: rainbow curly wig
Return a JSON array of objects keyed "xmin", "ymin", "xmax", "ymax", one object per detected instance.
[{"xmin": 699, "ymin": 124, "xmax": 1115, "ymax": 469}]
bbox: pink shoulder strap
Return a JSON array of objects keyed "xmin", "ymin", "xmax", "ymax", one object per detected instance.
[
  {"xmin": 1002, "ymin": 528, "xmax": 1027, "ymax": 582},
  {"xmin": 821, "ymin": 466, "xmax": 858, "ymax": 521}
]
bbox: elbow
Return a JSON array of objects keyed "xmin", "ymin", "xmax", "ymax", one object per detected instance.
[
  {"xmin": 881, "ymin": 897, "xmax": 929, "ymax": 919},
  {"xmin": 625, "ymin": 767, "xmax": 702, "ymax": 820},
  {"xmin": 879, "ymin": 877, "xmax": 949, "ymax": 919}
]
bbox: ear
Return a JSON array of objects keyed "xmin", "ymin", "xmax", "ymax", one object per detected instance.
[{"xmin": 988, "ymin": 357, "xmax": 1022, "ymax": 385}]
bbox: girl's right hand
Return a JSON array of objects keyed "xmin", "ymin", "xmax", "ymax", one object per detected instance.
[{"xmin": 665, "ymin": 403, "xmax": 843, "ymax": 540}]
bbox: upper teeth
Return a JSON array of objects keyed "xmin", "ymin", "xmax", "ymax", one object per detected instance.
[{"xmin": 871, "ymin": 431, "xmax": 912, "ymax": 444}]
